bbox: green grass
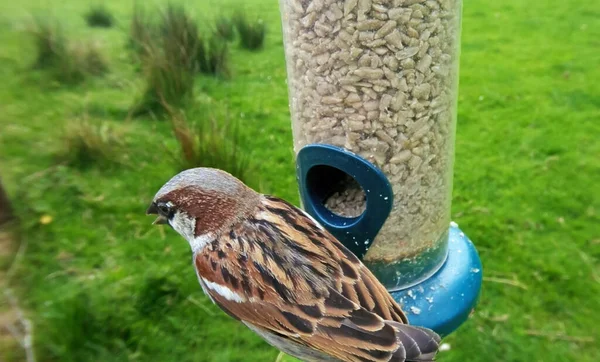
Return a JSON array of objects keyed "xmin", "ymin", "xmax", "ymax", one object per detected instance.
[{"xmin": 0, "ymin": 0, "xmax": 598, "ymax": 362}]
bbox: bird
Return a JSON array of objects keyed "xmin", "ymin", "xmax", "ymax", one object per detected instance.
[{"xmin": 146, "ymin": 167, "xmax": 441, "ymax": 362}]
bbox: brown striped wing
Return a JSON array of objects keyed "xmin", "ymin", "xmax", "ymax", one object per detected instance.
[{"xmin": 194, "ymin": 195, "xmax": 415, "ymax": 361}]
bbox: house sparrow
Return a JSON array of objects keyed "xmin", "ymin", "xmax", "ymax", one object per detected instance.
[{"xmin": 147, "ymin": 168, "xmax": 441, "ymax": 362}]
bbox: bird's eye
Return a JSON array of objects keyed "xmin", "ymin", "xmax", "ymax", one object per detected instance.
[{"xmin": 158, "ymin": 203, "xmax": 171, "ymax": 215}]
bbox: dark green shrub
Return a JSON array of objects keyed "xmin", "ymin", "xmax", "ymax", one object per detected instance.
[
  {"xmin": 233, "ymin": 13, "xmax": 265, "ymax": 50},
  {"xmin": 85, "ymin": 4, "xmax": 114, "ymax": 28}
]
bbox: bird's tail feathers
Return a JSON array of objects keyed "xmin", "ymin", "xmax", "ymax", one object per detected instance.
[{"xmin": 386, "ymin": 321, "xmax": 441, "ymax": 362}]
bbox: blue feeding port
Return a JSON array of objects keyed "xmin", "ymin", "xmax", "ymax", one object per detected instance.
[
  {"xmin": 296, "ymin": 143, "xmax": 482, "ymax": 336},
  {"xmin": 296, "ymin": 144, "xmax": 393, "ymax": 259}
]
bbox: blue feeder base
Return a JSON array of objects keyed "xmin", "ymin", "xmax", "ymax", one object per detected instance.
[{"xmin": 391, "ymin": 224, "xmax": 482, "ymax": 337}]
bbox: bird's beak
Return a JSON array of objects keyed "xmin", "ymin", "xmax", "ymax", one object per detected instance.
[
  {"xmin": 146, "ymin": 203, "xmax": 158, "ymax": 215},
  {"xmin": 146, "ymin": 203, "xmax": 168, "ymax": 225}
]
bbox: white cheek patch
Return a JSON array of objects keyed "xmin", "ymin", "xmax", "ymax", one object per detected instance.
[
  {"xmin": 169, "ymin": 212, "xmax": 213, "ymax": 253},
  {"xmin": 169, "ymin": 211, "xmax": 196, "ymax": 241},
  {"xmin": 202, "ymin": 278, "xmax": 246, "ymax": 303}
]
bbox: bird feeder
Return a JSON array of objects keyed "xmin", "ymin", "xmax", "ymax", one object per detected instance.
[{"xmin": 279, "ymin": 0, "xmax": 481, "ymax": 336}]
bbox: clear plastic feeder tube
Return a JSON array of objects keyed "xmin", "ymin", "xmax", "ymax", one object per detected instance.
[{"xmin": 280, "ymin": 0, "xmax": 462, "ymax": 290}]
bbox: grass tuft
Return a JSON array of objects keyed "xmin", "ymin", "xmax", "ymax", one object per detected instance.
[
  {"xmin": 58, "ymin": 118, "xmax": 123, "ymax": 168},
  {"xmin": 130, "ymin": 4, "xmax": 199, "ymax": 115},
  {"xmin": 131, "ymin": 45, "xmax": 196, "ymax": 116},
  {"xmin": 215, "ymin": 16, "xmax": 235, "ymax": 41},
  {"xmin": 30, "ymin": 16, "xmax": 67, "ymax": 69},
  {"xmin": 233, "ymin": 12, "xmax": 265, "ymax": 50},
  {"xmin": 205, "ymin": 34, "xmax": 230, "ymax": 77},
  {"xmin": 128, "ymin": 3, "xmax": 156, "ymax": 56},
  {"xmin": 68, "ymin": 40, "xmax": 109, "ymax": 77},
  {"xmin": 157, "ymin": 3, "xmax": 229, "ymax": 76},
  {"xmin": 168, "ymin": 109, "xmax": 252, "ymax": 184},
  {"xmin": 131, "ymin": 4, "xmax": 230, "ymax": 115},
  {"xmin": 159, "ymin": 3, "xmax": 204, "ymax": 73},
  {"xmin": 84, "ymin": 4, "xmax": 114, "ymax": 28},
  {"xmin": 29, "ymin": 17, "xmax": 107, "ymax": 83}
]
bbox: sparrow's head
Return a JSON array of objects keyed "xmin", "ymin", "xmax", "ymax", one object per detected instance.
[{"xmin": 147, "ymin": 168, "xmax": 259, "ymax": 248}]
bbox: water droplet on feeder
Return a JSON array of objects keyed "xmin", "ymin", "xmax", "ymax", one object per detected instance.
[
  {"xmin": 426, "ymin": 297, "xmax": 434, "ymax": 304},
  {"xmin": 410, "ymin": 306, "xmax": 421, "ymax": 315},
  {"xmin": 470, "ymin": 268, "xmax": 480, "ymax": 273},
  {"xmin": 383, "ymin": 197, "xmax": 388, "ymax": 200}
]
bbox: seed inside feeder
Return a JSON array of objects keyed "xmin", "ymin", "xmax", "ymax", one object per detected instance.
[
  {"xmin": 281, "ymin": 0, "xmax": 461, "ymax": 288},
  {"xmin": 324, "ymin": 174, "xmax": 366, "ymax": 218}
]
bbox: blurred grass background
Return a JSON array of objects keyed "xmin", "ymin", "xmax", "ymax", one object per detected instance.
[{"xmin": 0, "ymin": 0, "xmax": 598, "ymax": 361}]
